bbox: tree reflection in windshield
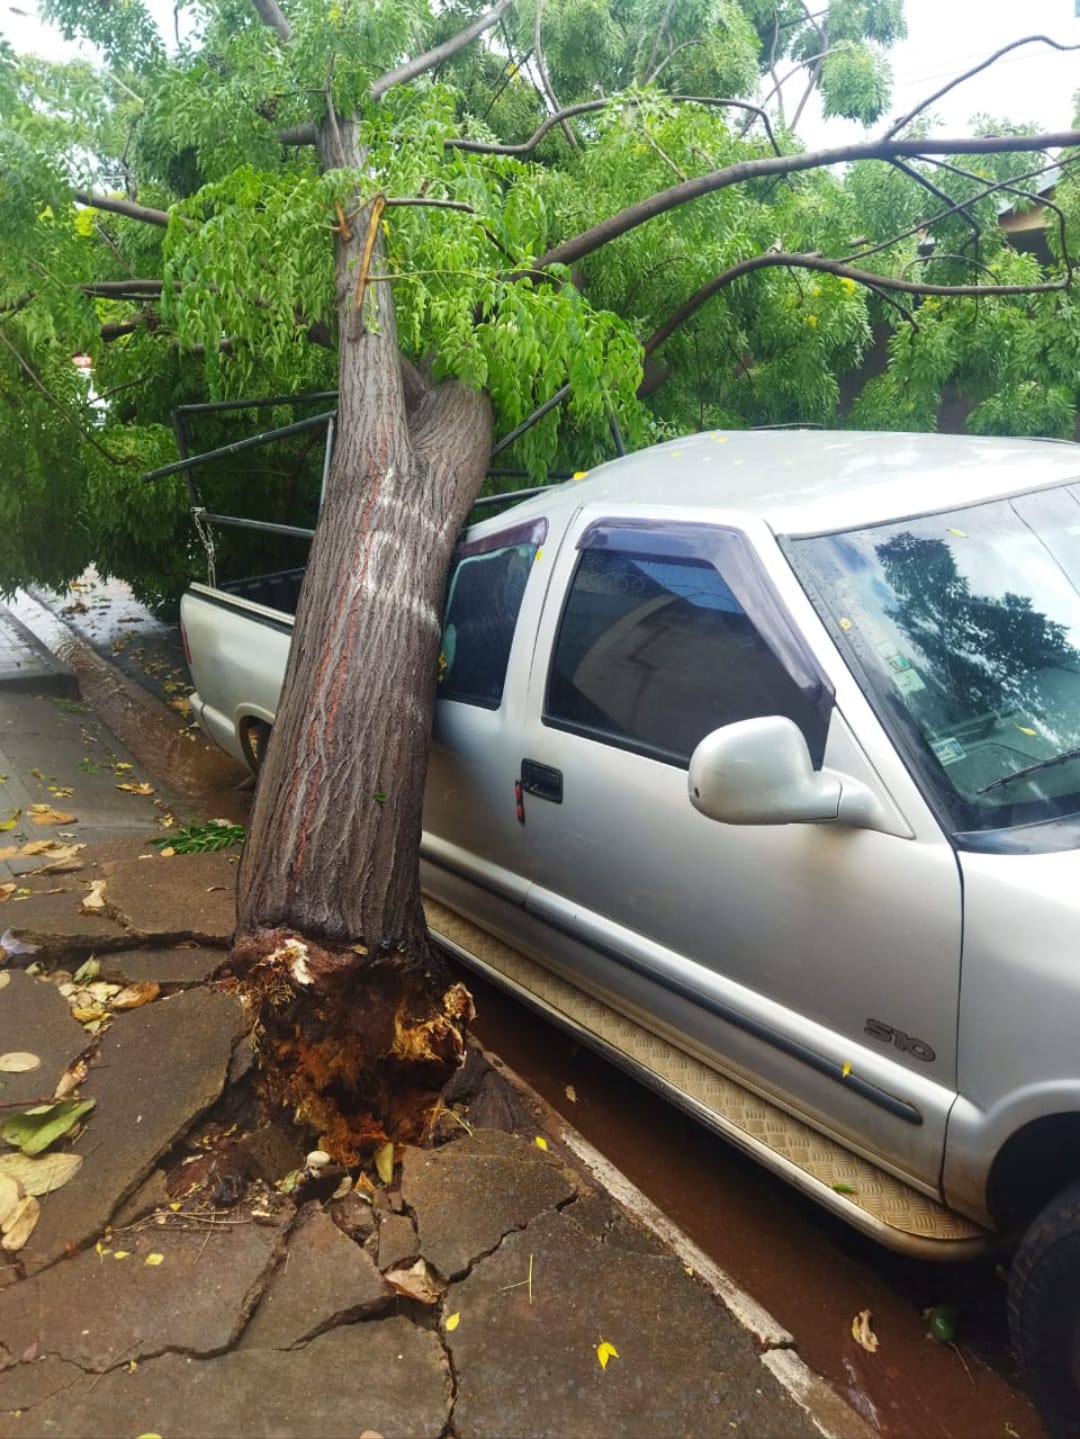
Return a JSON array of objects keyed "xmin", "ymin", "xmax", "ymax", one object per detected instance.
[
  {"xmin": 792, "ymin": 486, "xmax": 1080, "ymax": 838},
  {"xmin": 876, "ymin": 532, "xmax": 1079, "ymax": 729}
]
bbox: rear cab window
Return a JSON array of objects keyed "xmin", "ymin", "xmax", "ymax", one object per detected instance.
[
  {"xmin": 439, "ymin": 518, "xmax": 547, "ymax": 709},
  {"xmin": 544, "ymin": 519, "xmax": 832, "ymax": 766}
]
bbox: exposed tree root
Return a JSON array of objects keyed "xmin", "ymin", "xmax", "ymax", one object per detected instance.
[{"xmin": 231, "ymin": 927, "xmax": 474, "ymax": 1164}]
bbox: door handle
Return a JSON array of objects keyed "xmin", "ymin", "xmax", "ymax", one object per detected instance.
[{"xmin": 520, "ymin": 759, "xmax": 563, "ymax": 804}]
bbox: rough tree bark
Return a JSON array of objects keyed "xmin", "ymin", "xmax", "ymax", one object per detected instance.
[{"xmin": 232, "ymin": 115, "xmax": 493, "ymax": 1162}]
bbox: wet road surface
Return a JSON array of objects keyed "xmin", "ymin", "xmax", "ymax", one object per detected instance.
[{"xmin": 20, "ymin": 578, "xmax": 1044, "ymax": 1439}]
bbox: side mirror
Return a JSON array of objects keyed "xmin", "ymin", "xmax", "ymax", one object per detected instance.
[{"xmin": 688, "ymin": 716, "xmax": 889, "ymax": 830}]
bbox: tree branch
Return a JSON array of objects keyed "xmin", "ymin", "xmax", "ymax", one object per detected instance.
[
  {"xmin": 80, "ymin": 279, "xmax": 167, "ymax": 299},
  {"xmin": 73, "ymin": 190, "xmax": 170, "ymax": 227},
  {"xmin": 250, "ymin": 0, "xmax": 291, "ymax": 42},
  {"xmin": 0, "ymin": 325, "xmax": 136, "ymax": 465},
  {"xmin": 889, "ymin": 157, "xmax": 981, "ymax": 252},
  {"xmin": 643, "ymin": 251, "xmax": 1068, "ymax": 357},
  {"xmin": 278, "ymin": 122, "xmax": 318, "ymax": 146},
  {"xmin": 844, "ymin": 155, "xmax": 1072, "ymax": 266},
  {"xmin": 450, "ymin": 95, "xmax": 784, "ymax": 159},
  {"xmin": 882, "ymin": 36, "xmax": 1080, "ymax": 141},
  {"xmin": 924, "ymin": 155, "xmax": 1074, "ymax": 277},
  {"xmin": 536, "ymin": 129, "xmax": 1080, "ymax": 272},
  {"xmin": 533, "ymin": 0, "xmax": 576, "ymax": 148},
  {"xmin": 370, "ymin": 0, "xmax": 515, "ymax": 102}
]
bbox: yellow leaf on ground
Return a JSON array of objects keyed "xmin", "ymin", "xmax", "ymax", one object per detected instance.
[
  {"xmin": 851, "ymin": 1309, "xmax": 879, "ymax": 1353},
  {"xmin": 596, "ymin": 1340, "xmax": 619, "ymax": 1371},
  {"xmin": 445, "ymin": 1312, "xmax": 460, "ymax": 1332},
  {"xmin": 564, "ymin": 1085, "xmax": 577, "ymax": 1103},
  {"xmin": 29, "ymin": 769, "xmax": 46, "ymax": 782},
  {"xmin": 374, "ymin": 1141, "xmax": 394, "ymax": 1185},
  {"xmin": 144, "ymin": 1252, "xmax": 164, "ymax": 1266},
  {"xmin": 0, "ymin": 813, "xmax": 21, "ymax": 832},
  {"xmin": 113, "ymin": 1250, "xmax": 130, "ymax": 1259},
  {"xmin": 116, "ymin": 782, "xmax": 155, "ymax": 796},
  {"xmin": 111, "ymin": 982, "xmax": 159, "ymax": 1011},
  {"xmin": 533, "ymin": 1136, "xmax": 548, "ymax": 1151},
  {"xmin": 30, "ymin": 809, "xmax": 76, "ymax": 826}
]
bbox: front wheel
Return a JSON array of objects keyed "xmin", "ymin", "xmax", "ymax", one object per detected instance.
[{"xmin": 1009, "ymin": 1180, "xmax": 1080, "ymax": 1438}]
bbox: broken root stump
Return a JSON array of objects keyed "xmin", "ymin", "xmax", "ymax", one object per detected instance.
[{"xmin": 230, "ymin": 928, "xmax": 474, "ymax": 1165}]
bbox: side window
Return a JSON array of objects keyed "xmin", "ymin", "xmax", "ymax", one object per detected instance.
[
  {"xmin": 439, "ymin": 526, "xmax": 543, "ymax": 708},
  {"xmin": 545, "ymin": 540, "xmax": 826, "ymax": 766}
]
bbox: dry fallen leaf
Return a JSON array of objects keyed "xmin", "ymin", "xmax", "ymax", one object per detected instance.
[
  {"xmin": 116, "ymin": 782, "xmax": 155, "ymax": 797},
  {"xmin": 0, "ymin": 1151, "xmax": 82, "ymax": 1197},
  {"xmin": 385, "ymin": 1259, "xmax": 442, "ymax": 1304},
  {"xmin": 54, "ymin": 1059, "xmax": 87, "ymax": 1099},
  {"xmin": 144, "ymin": 1252, "xmax": 164, "ymax": 1266},
  {"xmin": 564, "ymin": 1085, "xmax": 577, "ymax": 1103},
  {"xmin": 1, "ymin": 1194, "xmax": 40, "ymax": 1251},
  {"xmin": 0, "ymin": 885, "xmax": 15, "ymax": 904},
  {"xmin": 852, "ymin": 1309, "xmax": 879, "ymax": 1354},
  {"xmin": 374, "ymin": 1141, "xmax": 394, "ymax": 1185},
  {"xmin": 80, "ymin": 880, "xmax": 107, "ymax": 914},
  {"xmin": 23, "ymin": 840, "xmax": 84, "ymax": 860},
  {"xmin": 0, "ymin": 813, "xmax": 22, "ymax": 833},
  {"xmin": 111, "ymin": 982, "xmax": 159, "ymax": 1011},
  {"xmin": 0, "ymin": 1175, "xmax": 22, "ymax": 1228},
  {"xmin": 29, "ymin": 809, "xmax": 76, "ymax": 827},
  {"xmin": 0, "ymin": 1052, "xmax": 41, "ymax": 1073}
]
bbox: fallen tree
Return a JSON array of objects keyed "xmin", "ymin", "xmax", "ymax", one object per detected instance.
[{"xmin": 4, "ymin": 2, "xmax": 1080, "ymax": 1152}]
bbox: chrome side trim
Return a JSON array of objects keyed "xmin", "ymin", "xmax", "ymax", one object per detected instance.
[
  {"xmin": 425, "ymin": 899, "xmax": 990, "ymax": 1260},
  {"xmin": 421, "ymin": 843, "xmax": 924, "ymax": 1126}
]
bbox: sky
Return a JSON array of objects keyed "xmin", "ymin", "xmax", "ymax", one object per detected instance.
[{"xmin": 2, "ymin": 0, "xmax": 1079, "ymax": 144}]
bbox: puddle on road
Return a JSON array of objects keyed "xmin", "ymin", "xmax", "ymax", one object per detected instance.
[{"xmin": 465, "ymin": 972, "xmax": 1044, "ymax": 1439}]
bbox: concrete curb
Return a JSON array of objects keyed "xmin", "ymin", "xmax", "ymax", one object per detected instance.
[{"xmin": 0, "ymin": 602, "xmax": 78, "ymax": 697}]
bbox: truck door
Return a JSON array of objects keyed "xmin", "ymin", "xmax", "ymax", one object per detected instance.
[{"xmin": 512, "ymin": 509, "xmax": 961, "ymax": 1191}]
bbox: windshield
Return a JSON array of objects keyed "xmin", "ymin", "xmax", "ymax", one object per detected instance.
[{"xmin": 790, "ymin": 481, "xmax": 1080, "ymax": 845}]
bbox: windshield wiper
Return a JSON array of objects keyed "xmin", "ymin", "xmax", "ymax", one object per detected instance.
[{"xmin": 978, "ymin": 746, "xmax": 1080, "ymax": 796}]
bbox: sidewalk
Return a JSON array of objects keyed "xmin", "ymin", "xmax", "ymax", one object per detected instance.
[{"xmin": 0, "ymin": 607, "xmax": 870, "ymax": 1439}]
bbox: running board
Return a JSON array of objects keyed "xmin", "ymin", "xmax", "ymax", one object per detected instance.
[{"xmin": 424, "ymin": 898, "xmax": 991, "ymax": 1262}]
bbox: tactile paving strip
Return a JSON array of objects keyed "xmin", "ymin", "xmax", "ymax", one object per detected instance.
[{"xmin": 425, "ymin": 898, "xmax": 988, "ymax": 1256}]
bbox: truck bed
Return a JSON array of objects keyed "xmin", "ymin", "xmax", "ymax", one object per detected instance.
[{"xmin": 220, "ymin": 567, "xmax": 305, "ymax": 616}]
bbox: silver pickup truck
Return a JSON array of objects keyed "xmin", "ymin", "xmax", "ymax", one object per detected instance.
[{"xmin": 182, "ymin": 429, "xmax": 1080, "ymax": 1434}]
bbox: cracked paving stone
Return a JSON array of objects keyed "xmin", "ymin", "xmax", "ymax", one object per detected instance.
[
  {"xmin": 1, "ymin": 1315, "xmax": 450, "ymax": 1439},
  {"xmin": 101, "ymin": 852, "xmax": 237, "ymax": 944},
  {"xmin": 20, "ymin": 987, "xmax": 246, "ymax": 1275},
  {"xmin": 0, "ymin": 1357, "xmax": 86, "ymax": 1411},
  {"xmin": 0, "ymin": 890, "xmax": 128, "ymax": 961},
  {"xmin": 240, "ymin": 1205, "xmax": 389, "ymax": 1349},
  {"xmin": 99, "ymin": 945, "xmax": 228, "ymax": 986},
  {"xmin": 0, "ymin": 970, "xmax": 88, "ymax": 1107},
  {"xmin": 446, "ymin": 1208, "xmax": 818, "ymax": 1439},
  {"xmin": 377, "ymin": 1213, "xmax": 418, "ymax": 1271},
  {"xmin": 401, "ymin": 1129, "xmax": 573, "ymax": 1281},
  {"xmin": 0, "ymin": 1213, "xmax": 289, "ymax": 1372}
]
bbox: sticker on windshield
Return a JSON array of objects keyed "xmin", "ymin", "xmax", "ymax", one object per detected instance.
[
  {"xmin": 892, "ymin": 667, "xmax": 926, "ymax": 696},
  {"xmin": 931, "ymin": 736, "xmax": 966, "ymax": 766}
]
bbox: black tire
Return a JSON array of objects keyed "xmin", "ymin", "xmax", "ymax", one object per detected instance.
[{"xmin": 1009, "ymin": 1179, "xmax": 1080, "ymax": 1438}]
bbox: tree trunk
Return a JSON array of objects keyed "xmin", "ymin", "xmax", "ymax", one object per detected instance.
[{"xmin": 231, "ymin": 115, "xmax": 493, "ymax": 1162}]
